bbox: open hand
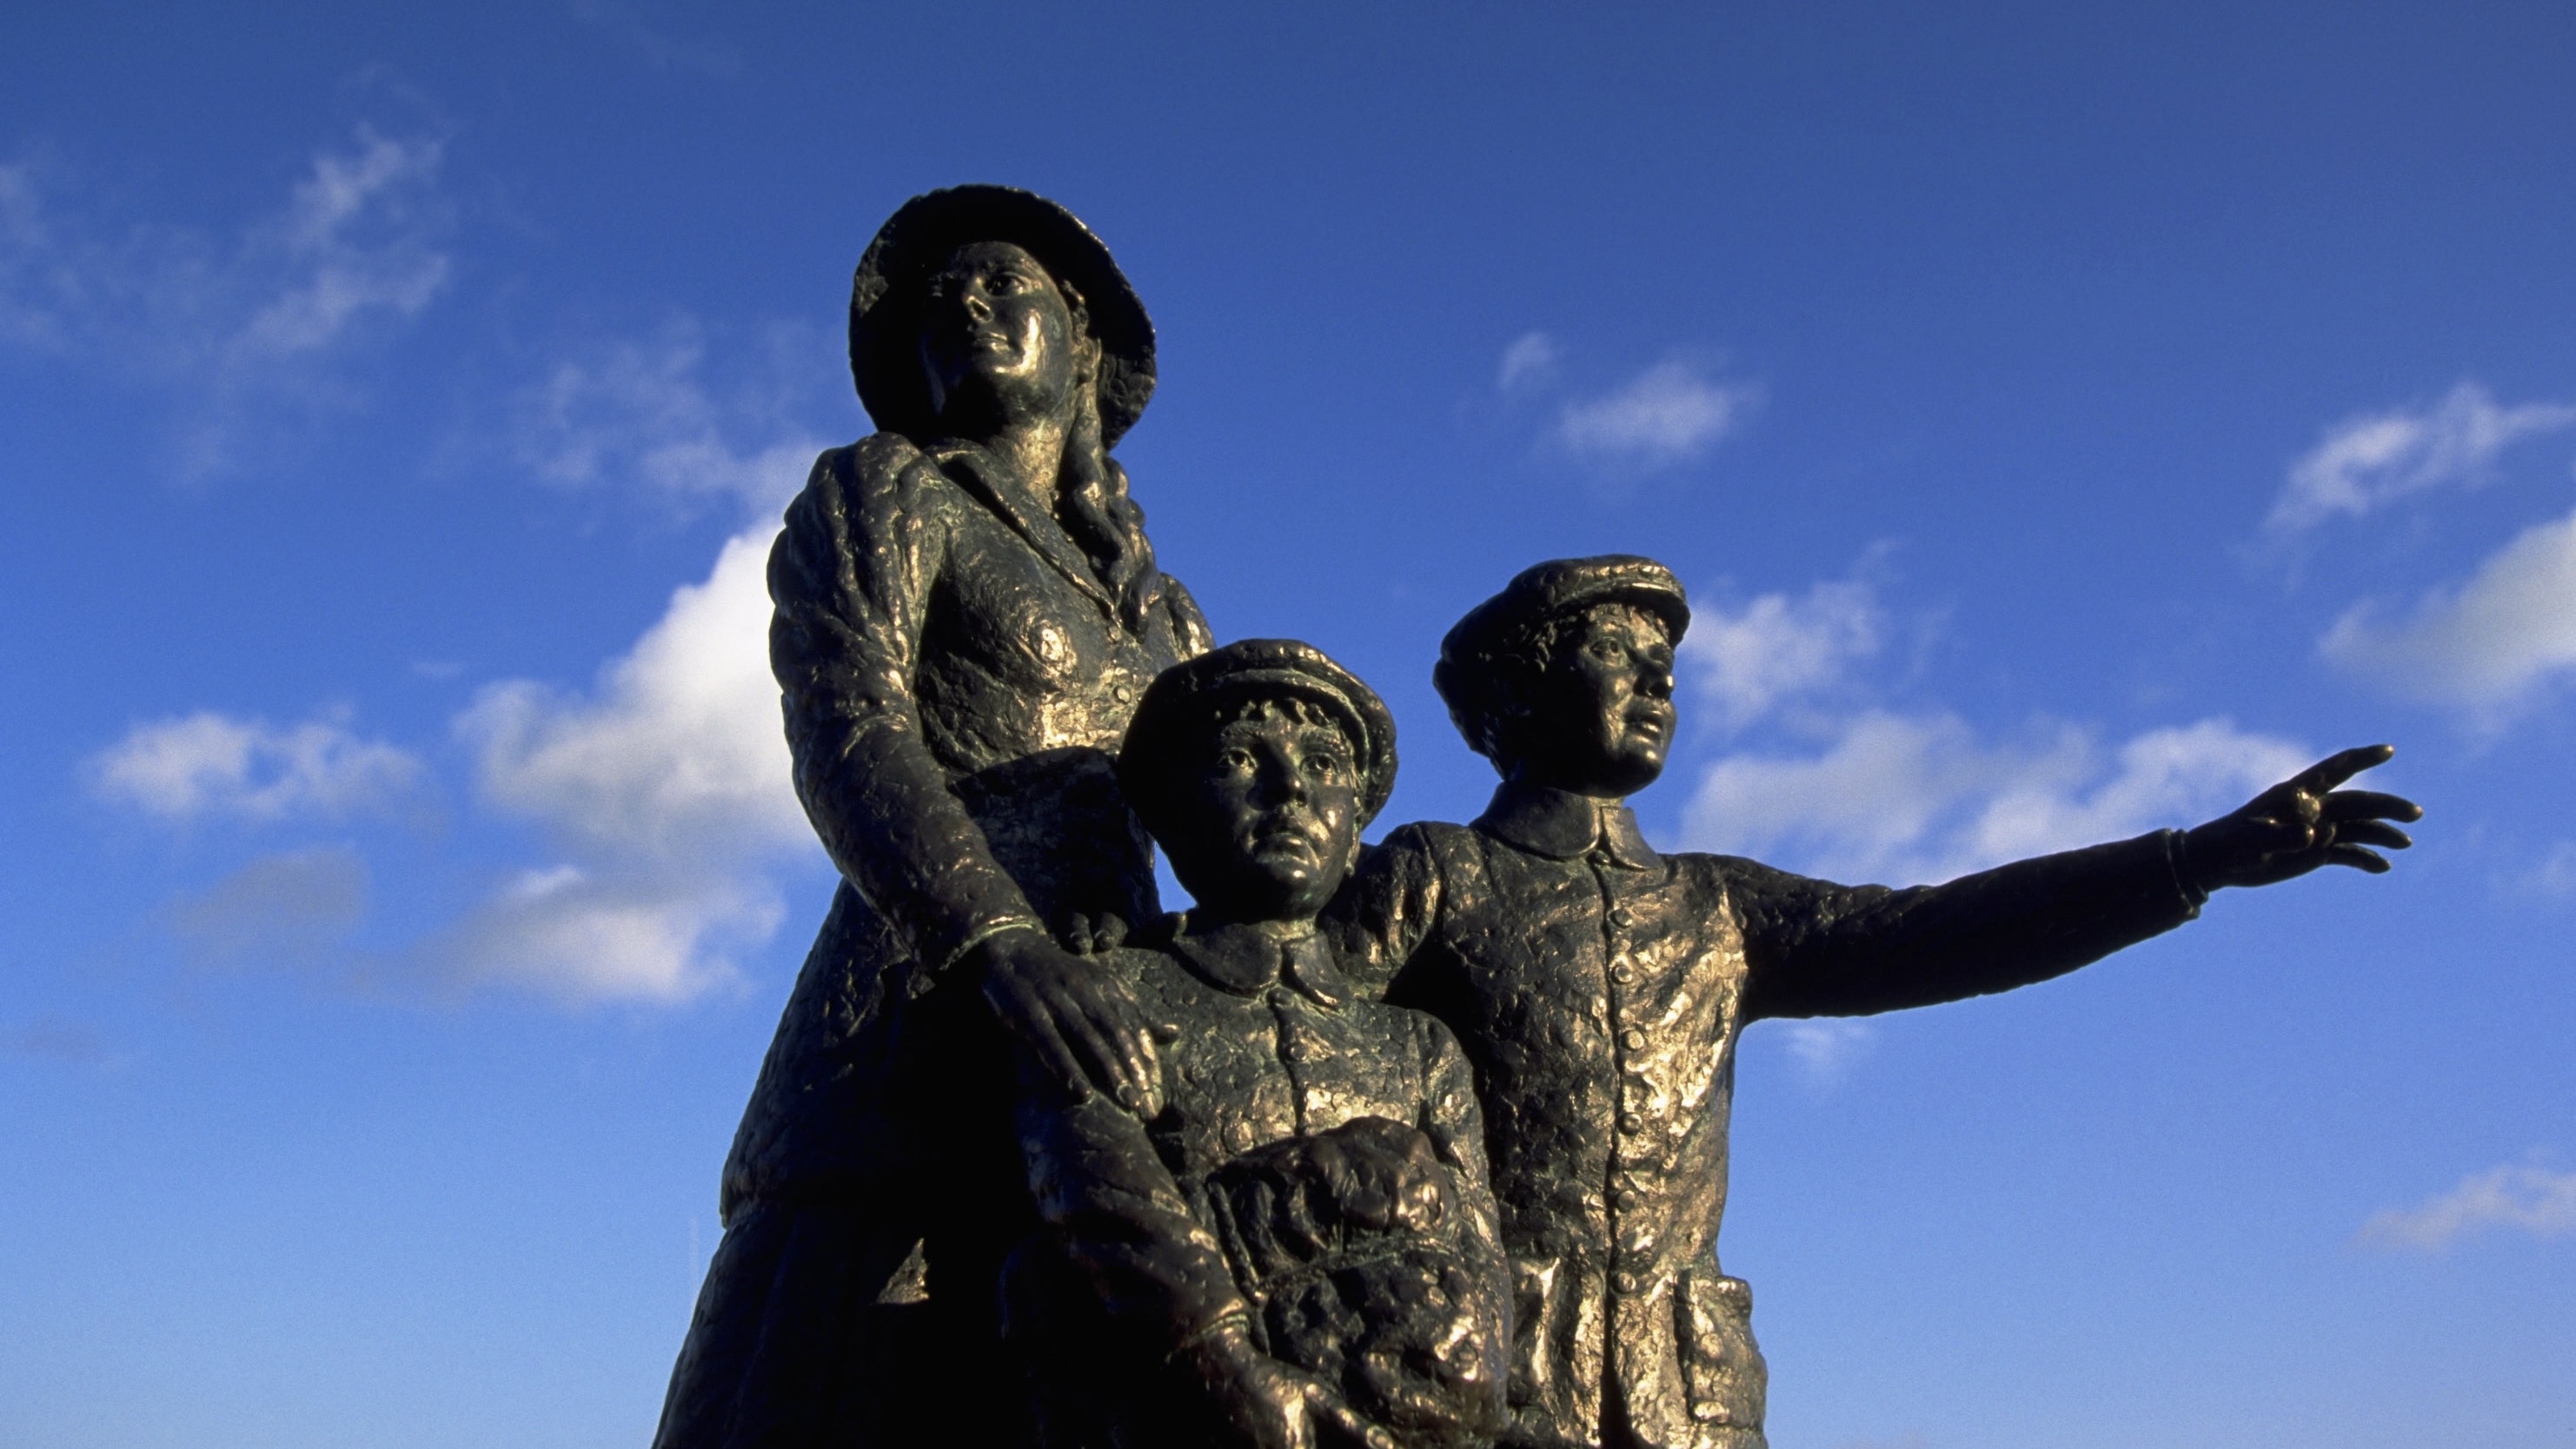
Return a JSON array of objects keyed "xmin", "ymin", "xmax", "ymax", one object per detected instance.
[
  {"xmin": 2181, "ymin": 744, "xmax": 2422, "ymax": 893},
  {"xmin": 973, "ymin": 927, "xmax": 1162, "ymax": 1116}
]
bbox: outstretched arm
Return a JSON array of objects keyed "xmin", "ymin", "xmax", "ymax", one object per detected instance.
[{"xmin": 1736, "ymin": 747, "xmax": 2419, "ymax": 1020}]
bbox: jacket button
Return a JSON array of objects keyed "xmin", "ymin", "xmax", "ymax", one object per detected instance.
[
  {"xmin": 1620, "ymin": 1027, "xmax": 1648, "ymax": 1051},
  {"xmin": 1613, "ymin": 1272, "xmax": 1639, "ymax": 1295},
  {"xmin": 1617, "ymin": 1112, "xmax": 1643, "ymax": 1133},
  {"xmin": 1609, "ymin": 906, "xmax": 1634, "ymax": 929},
  {"xmin": 1615, "ymin": 1186, "xmax": 1643, "ymax": 1211},
  {"xmin": 1113, "ymin": 682, "xmax": 1135, "ymax": 703},
  {"xmin": 1610, "ymin": 963, "xmax": 1636, "ymax": 987}
]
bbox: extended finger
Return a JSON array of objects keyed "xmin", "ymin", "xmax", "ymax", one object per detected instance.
[
  {"xmin": 2292, "ymin": 743, "xmax": 2394, "ymax": 794},
  {"xmin": 2324, "ymin": 842, "xmax": 2393, "ymax": 873},
  {"xmin": 2321, "ymin": 789, "xmax": 2422, "ymax": 823},
  {"xmin": 2331, "ymin": 819, "xmax": 2413, "ymax": 851}
]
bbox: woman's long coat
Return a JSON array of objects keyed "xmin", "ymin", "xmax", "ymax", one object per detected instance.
[{"xmin": 652, "ymin": 431, "xmax": 1211, "ymax": 1449}]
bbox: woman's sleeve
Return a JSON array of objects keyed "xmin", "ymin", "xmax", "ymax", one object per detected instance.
[{"xmin": 768, "ymin": 435, "xmax": 1046, "ymax": 972}]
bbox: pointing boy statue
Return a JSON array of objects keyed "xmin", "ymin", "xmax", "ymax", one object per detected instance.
[{"xmin": 1329, "ymin": 555, "xmax": 2420, "ymax": 1449}]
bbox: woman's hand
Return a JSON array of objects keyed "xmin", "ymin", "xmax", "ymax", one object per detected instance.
[{"xmin": 972, "ymin": 927, "xmax": 1163, "ymax": 1116}]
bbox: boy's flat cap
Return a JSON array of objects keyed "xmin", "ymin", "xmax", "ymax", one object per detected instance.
[
  {"xmin": 1119, "ymin": 639, "xmax": 1398, "ymax": 827},
  {"xmin": 1437, "ymin": 555, "xmax": 1690, "ymax": 676}
]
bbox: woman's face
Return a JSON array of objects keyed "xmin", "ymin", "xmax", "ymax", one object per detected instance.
[{"xmin": 916, "ymin": 241, "xmax": 1083, "ymax": 430}]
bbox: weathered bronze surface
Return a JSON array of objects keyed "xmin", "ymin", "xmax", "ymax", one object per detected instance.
[
  {"xmin": 654, "ymin": 190, "xmax": 2421, "ymax": 1449},
  {"xmin": 654, "ymin": 186, "xmax": 1210, "ymax": 1449},
  {"xmin": 1008, "ymin": 640, "xmax": 1508, "ymax": 1449},
  {"xmin": 1330, "ymin": 555, "xmax": 2418, "ymax": 1449}
]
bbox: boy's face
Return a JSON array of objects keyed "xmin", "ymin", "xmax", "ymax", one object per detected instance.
[
  {"xmin": 1160, "ymin": 698, "xmax": 1364, "ymax": 924},
  {"xmin": 1509, "ymin": 602, "xmax": 1677, "ymax": 799}
]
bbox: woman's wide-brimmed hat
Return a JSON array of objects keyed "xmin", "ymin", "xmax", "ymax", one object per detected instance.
[{"xmin": 848, "ymin": 184, "xmax": 1156, "ymax": 447}]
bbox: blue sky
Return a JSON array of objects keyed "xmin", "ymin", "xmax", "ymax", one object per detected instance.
[{"xmin": 3, "ymin": 3, "xmax": 2573, "ymax": 1446}]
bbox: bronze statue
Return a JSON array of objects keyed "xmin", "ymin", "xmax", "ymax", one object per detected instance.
[
  {"xmin": 1005, "ymin": 640, "xmax": 1509, "ymax": 1449},
  {"xmin": 1328, "ymin": 555, "xmax": 2421, "ymax": 1449},
  {"xmin": 651, "ymin": 183, "xmax": 2426, "ymax": 1449},
  {"xmin": 654, "ymin": 187, "xmax": 1206, "ymax": 1449}
]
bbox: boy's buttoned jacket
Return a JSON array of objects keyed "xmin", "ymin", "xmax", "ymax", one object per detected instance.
[
  {"xmin": 1011, "ymin": 921, "xmax": 1510, "ymax": 1446},
  {"xmin": 1332, "ymin": 781, "xmax": 2205, "ymax": 1449}
]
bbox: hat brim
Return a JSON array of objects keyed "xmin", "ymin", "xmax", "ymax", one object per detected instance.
[
  {"xmin": 1120, "ymin": 645, "xmax": 1398, "ymax": 829},
  {"xmin": 848, "ymin": 185, "xmax": 1155, "ymax": 448}
]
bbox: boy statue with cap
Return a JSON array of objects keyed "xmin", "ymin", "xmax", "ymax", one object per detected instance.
[
  {"xmin": 1002, "ymin": 639, "xmax": 1510, "ymax": 1449},
  {"xmin": 1328, "ymin": 555, "xmax": 2421, "ymax": 1449}
]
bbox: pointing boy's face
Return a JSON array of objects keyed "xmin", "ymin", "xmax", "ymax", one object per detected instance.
[{"xmin": 1517, "ymin": 602, "xmax": 1677, "ymax": 799}]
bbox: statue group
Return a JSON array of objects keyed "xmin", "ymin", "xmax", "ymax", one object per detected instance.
[{"xmin": 650, "ymin": 187, "xmax": 2420, "ymax": 1449}]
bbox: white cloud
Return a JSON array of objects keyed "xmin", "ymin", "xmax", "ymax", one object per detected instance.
[
  {"xmin": 1683, "ymin": 712, "xmax": 2308, "ymax": 884},
  {"xmin": 2357, "ymin": 1161, "xmax": 2576, "ymax": 1252},
  {"xmin": 1779, "ymin": 1020, "xmax": 1876, "ymax": 1085},
  {"xmin": 1683, "ymin": 575, "xmax": 1886, "ymax": 731},
  {"xmin": 460, "ymin": 525, "xmax": 804, "ymax": 855},
  {"xmin": 433, "ymin": 864, "xmax": 783, "ymax": 1007},
  {"xmin": 1497, "ymin": 330, "xmax": 1559, "ymax": 392},
  {"xmin": 1554, "ymin": 360, "xmax": 1763, "ymax": 470},
  {"xmin": 448, "ymin": 522, "xmax": 819, "ymax": 1002},
  {"xmin": 2270, "ymin": 382, "xmax": 2576, "ymax": 531},
  {"xmin": 2320, "ymin": 503, "xmax": 2576, "ymax": 719},
  {"xmin": 513, "ymin": 322, "xmax": 826, "ymax": 512},
  {"xmin": 90, "ymin": 710, "xmax": 421, "ymax": 822}
]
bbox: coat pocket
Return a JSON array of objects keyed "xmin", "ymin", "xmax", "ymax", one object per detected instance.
[{"xmin": 1676, "ymin": 1270, "xmax": 1767, "ymax": 1432}]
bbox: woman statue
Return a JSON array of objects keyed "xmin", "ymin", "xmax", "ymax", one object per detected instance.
[{"xmin": 652, "ymin": 186, "xmax": 1213, "ymax": 1449}]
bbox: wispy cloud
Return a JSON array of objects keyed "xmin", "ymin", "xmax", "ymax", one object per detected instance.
[
  {"xmin": 1779, "ymin": 1020, "xmax": 1877, "ymax": 1085},
  {"xmin": 2270, "ymin": 382, "xmax": 2576, "ymax": 532},
  {"xmin": 1683, "ymin": 574, "xmax": 1888, "ymax": 732},
  {"xmin": 0, "ymin": 126, "xmax": 453, "ymax": 471},
  {"xmin": 511, "ymin": 320, "xmax": 827, "ymax": 514},
  {"xmin": 445, "ymin": 522, "xmax": 818, "ymax": 1003},
  {"xmin": 2357, "ymin": 1160, "xmax": 2576, "ymax": 1252},
  {"xmin": 1, "ymin": 1018, "xmax": 115, "ymax": 1067},
  {"xmin": 1497, "ymin": 330, "xmax": 1559, "ymax": 392},
  {"xmin": 2523, "ymin": 841, "xmax": 2576, "ymax": 898},
  {"xmin": 164, "ymin": 846, "xmax": 370, "ymax": 969},
  {"xmin": 89, "ymin": 710, "xmax": 421, "ymax": 823},
  {"xmin": 2320, "ymin": 503, "xmax": 2576, "ymax": 722},
  {"xmin": 1685, "ymin": 712, "xmax": 2307, "ymax": 884},
  {"xmin": 1554, "ymin": 359, "xmax": 1763, "ymax": 471},
  {"xmin": 569, "ymin": 0, "xmax": 744, "ymax": 77},
  {"xmin": 227, "ymin": 131, "xmax": 449, "ymax": 364}
]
